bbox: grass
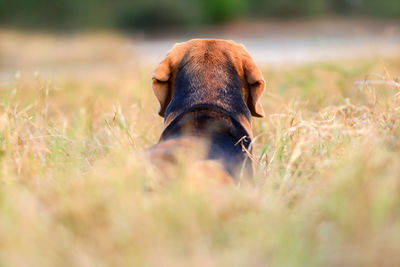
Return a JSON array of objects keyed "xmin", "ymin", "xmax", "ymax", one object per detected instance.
[{"xmin": 1, "ymin": 31, "xmax": 400, "ymax": 267}]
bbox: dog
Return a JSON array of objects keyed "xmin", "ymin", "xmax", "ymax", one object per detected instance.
[{"xmin": 148, "ymin": 39, "xmax": 265, "ymax": 183}]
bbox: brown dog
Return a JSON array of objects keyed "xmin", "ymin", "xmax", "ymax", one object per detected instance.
[{"xmin": 148, "ymin": 39, "xmax": 265, "ymax": 182}]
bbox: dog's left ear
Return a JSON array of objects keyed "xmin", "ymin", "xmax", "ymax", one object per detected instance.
[
  {"xmin": 152, "ymin": 43, "xmax": 187, "ymax": 117},
  {"xmin": 152, "ymin": 55, "xmax": 173, "ymax": 117},
  {"xmin": 241, "ymin": 48, "xmax": 265, "ymax": 118}
]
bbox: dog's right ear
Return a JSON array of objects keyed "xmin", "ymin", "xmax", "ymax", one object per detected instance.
[
  {"xmin": 241, "ymin": 46, "xmax": 265, "ymax": 118},
  {"xmin": 152, "ymin": 55, "xmax": 172, "ymax": 117}
]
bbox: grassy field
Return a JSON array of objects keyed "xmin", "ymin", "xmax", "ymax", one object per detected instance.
[{"xmin": 1, "ymin": 31, "xmax": 400, "ymax": 267}]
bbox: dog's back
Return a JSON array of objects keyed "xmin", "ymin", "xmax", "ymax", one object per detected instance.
[{"xmin": 157, "ymin": 104, "xmax": 252, "ymax": 178}]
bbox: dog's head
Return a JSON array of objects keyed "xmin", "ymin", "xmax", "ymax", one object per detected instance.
[{"xmin": 152, "ymin": 39, "xmax": 265, "ymax": 121}]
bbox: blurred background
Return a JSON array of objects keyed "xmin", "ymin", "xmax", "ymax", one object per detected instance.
[
  {"xmin": 0, "ymin": 0, "xmax": 399, "ymax": 72},
  {"xmin": 1, "ymin": 0, "xmax": 400, "ymax": 31}
]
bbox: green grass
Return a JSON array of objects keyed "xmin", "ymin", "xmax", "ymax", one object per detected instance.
[{"xmin": 0, "ymin": 31, "xmax": 400, "ymax": 267}]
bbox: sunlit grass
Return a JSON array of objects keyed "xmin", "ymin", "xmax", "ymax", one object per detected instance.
[{"xmin": 0, "ymin": 31, "xmax": 400, "ymax": 267}]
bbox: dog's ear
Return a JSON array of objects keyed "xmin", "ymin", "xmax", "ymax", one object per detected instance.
[
  {"xmin": 152, "ymin": 54, "xmax": 173, "ymax": 117},
  {"xmin": 241, "ymin": 47, "xmax": 265, "ymax": 117},
  {"xmin": 152, "ymin": 43, "xmax": 187, "ymax": 117}
]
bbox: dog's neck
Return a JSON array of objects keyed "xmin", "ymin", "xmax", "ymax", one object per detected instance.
[{"xmin": 160, "ymin": 104, "xmax": 252, "ymax": 149}]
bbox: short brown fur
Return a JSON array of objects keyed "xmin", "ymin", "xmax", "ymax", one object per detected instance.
[{"xmin": 152, "ymin": 39, "xmax": 265, "ymax": 120}]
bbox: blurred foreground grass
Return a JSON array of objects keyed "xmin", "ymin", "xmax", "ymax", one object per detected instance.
[{"xmin": 0, "ymin": 31, "xmax": 400, "ymax": 267}]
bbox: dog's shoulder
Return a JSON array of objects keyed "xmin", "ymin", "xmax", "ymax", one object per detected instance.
[{"xmin": 145, "ymin": 136, "xmax": 232, "ymax": 185}]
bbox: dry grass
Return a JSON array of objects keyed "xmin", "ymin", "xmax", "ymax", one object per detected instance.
[{"xmin": 0, "ymin": 31, "xmax": 400, "ymax": 267}]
